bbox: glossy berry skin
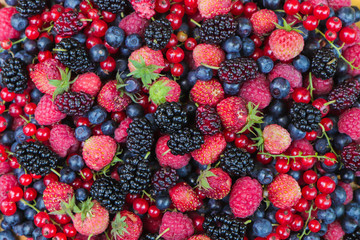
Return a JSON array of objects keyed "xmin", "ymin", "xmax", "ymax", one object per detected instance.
[
  {"xmin": 284, "ymin": 0, "xmax": 300, "ymax": 15},
  {"xmin": 34, "ymin": 212, "xmax": 50, "ymax": 228},
  {"xmin": 289, "ymin": 215, "xmax": 303, "ymax": 232},
  {"xmin": 133, "ymin": 198, "xmax": 149, "ymax": 215},
  {"xmin": 315, "ymin": 193, "xmax": 332, "ymax": 210},
  {"xmin": 7, "ymin": 187, "xmax": 23, "ymax": 202},
  {"xmin": 63, "ymin": 223, "xmax": 77, "ymax": 237},
  {"xmin": 299, "ymin": 2, "xmax": 313, "ymax": 15},
  {"xmin": 0, "ymin": 200, "xmax": 17, "ymax": 216},
  {"xmin": 312, "ymin": 98, "xmax": 329, "ymax": 117},
  {"xmin": 166, "ymin": 47, "xmax": 184, "ymax": 63},
  {"xmin": 326, "ymin": 17, "xmax": 342, "ymax": 32},
  {"xmin": 42, "ymin": 223, "xmax": 57, "ymax": 238},
  {"xmin": 317, "ymin": 176, "xmax": 336, "ymax": 194},
  {"xmin": 302, "ymin": 185, "xmax": 317, "ymax": 200},
  {"xmin": 325, "ymin": 30, "xmax": 337, "ymax": 41},
  {"xmin": 292, "ymin": 87, "xmax": 311, "ymax": 103},
  {"xmin": 303, "ymin": 170, "xmax": 318, "ymax": 184},
  {"xmin": 339, "ymin": 27, "xmax": 357, "ymax": 44},
  {"xmin": 313, "ymin": 4, "xmax": 330, "ymax": 20},
  {"xmin": 275, "ymin": 209, "xmax": 293, "ymax": 225},
  {"xmin": 24, "ymin": 188, "xmax": 37, "ymax": 201},
  {"xmin": 308, "ymin": 219, "xmax": 321, "ymax": 233},
  {"xmin": 303, "ymin": 15, "xmax": 319, "ymax": 31}
]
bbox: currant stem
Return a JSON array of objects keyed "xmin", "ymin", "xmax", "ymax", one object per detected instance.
[
  {"xmin": 319, "ymin": 123, "xmax": 339, "ymax": 158},
  {"xmin": 323, "ymin": 100, "xmax": 336, "ymax": 106},
  {"xmin": 190, "ymin": 19, "xmax": 201, "ymax": 28},
  {"xmin": 259, "ymin": 152, "xmax": 336, "ymax": 162},
  {"xmin": 297, "ymin": 201, "xmax": 314, "ymax": 240},
  {"xmin": 307, "ymin": 72, "xmax": 314, "ymax": 102},
  {"xmin": 51, "ymin": 168, "xmax": 61, "ymax": 177},
  {"xmin": 20, "ymin": 199, "xmax": 40, "ymax": 213}
]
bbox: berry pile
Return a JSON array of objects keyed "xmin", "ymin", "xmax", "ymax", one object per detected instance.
[{"xmin": 0, "ymin": 0, "xmax": 360, "ymax": 240}]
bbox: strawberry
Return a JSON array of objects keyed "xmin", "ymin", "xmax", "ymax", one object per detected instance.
[
  {"xmin": 34, "ymin": 94, "xmax": 67, "ymax": 126},
  {"xmin": 130, "ymin": 0, "xmax": 155, "ymax": 19},
  {"xmin": 193, "ymin": 44, "xmax": 225, "ymax": 68},
  {"xmin": 82, "ymin": 135, "xmax": 117, "ymax": 171},
  {"xmin": 197, "ymin": 0, "xmax": 231, "ymax": 19},
  {"xmin": 0, "ymin": 7, "xmax": 20, "ymax": 41},
  {"xmin": 188, "ymin": 235, "xmax": 211, "ymax": 240},
  {"xmin": 250, "ymin": 9, "xmax": 278, "ymax": 36},
  {"xmin": 111, "ymin": 210, "xmax": 143, "ymax": 240},
  {"xmin": 149, "ymin": 77, "xmax": 181, "ymax": 105},
  {"xmin": 216, "ymin": 96, "xmax": 248, "ymax": 133},
  {"xmin": 43, "ymin": 182, "xmax": 74, "ymax": 212},
  {"xmin": 197, "ymin": 168, "xmax": 231, "ymax": 200},
  {"xmin": 156, "ymin": 135, "xmax": 191, "ymax": 169},
  {"xmin": 97, "ymin": 80, "xmax": 131, "ymax": 113},
  {"xmin": 71, "ymin": 72, "xmax": 102, "ymax": 97},
  {"xmin": 169, "ymin": 182, "xmax": 201, "ymax": 212},
  {"xmin": 263, "ymin": 124, "xmax": 292, "ymax": 154},
  {"xmin": 190, "ymin": 79, "xmax": 224, "ymax": 107},
  {"xmin": 268, "ymin": 20, "xmax": 304, "ymax": 61},
  {"xmin": 191, "ymin": 133, "xmax": 226, "ymax": 165}
]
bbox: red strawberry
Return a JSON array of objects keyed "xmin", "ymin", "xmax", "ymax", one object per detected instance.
[
  {"xmin": 156, "ymin": 135, "xmax": 191, "ymax": 169},
  {"xmin": 190, "ymin": 79, "xmax": 224, "ymax": 107},
  {"xmin": 82, "ymin": 135, "xmax": 117, "ymax": 171},
  {"xmin": 149, "ymin": 77, "xmax": 181, "ymax": 105},
  {"xmin": 71, "ymin": 72, "xmax": 102, "ymax": 97},
  {"xmin": 193, "ymin": 44, "xmax": 225, "ymax": 68},
  {"xmin": 169, "ymin": 182, "xmax": 201, "ymax": 212},
  {"xmin": 111, "ymin": 210, "xmax": 143, "ymax": 240},
  {"xmin": 0, "ymin": 7, "xmax": 20, "ymax": 41},
  {"xmin": 197, "ymin": 0, "xmax": 231, "ymax": 19},
  {"xmin": 130, "ymin": 0, "xmax": 155, "ymax": 19},
  {"xmin": 216, "ymin": 96, "xmax": 248, "ymax": 133},
  {"xmin": 34, "ymin": 94, "xmax": 67, "ymax": 126},
  {"xmin": 43, "ymin": 182, "xmax": 74, "ymax": 212},
  {"xmin": 263, "ymin": 124, "xmax": 292, "ymax": 154},
  {"xmin": 191, "ymin": 133, "xmax": 226, "ymax": 165},
  {"xmin": 197, "ymin": 168, "xmax": 232, "ymax": 200},
  {"xmin": 188, "ymin": 235, "xmax": 211, "ymax": 240},
  {"xmin": 97, "ymin": 80, "xmax": 131, "ymax": 112},
  {"xmin": 250, "ymin": 9, "xmax": 278, "ymax": 36}
]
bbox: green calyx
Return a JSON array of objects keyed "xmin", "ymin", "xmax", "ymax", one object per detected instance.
[
  {"xmin": 274, "ymin": 18, "xmax": 304, "ymax": 34},
  {"xmin": 238, "ymin": 102, "xmax": 263, "ymax": 134},
  {"xmin": 48, "ymin": 67, "xmax": 77, "ymax": 99},
  {"xmin": 148, "ymin": 79, "xmax": 172, "ymax": 105},
  {"xmin": 196, "ymin": 166, "xmax": 216, "ymax": 190},
  {"xmin": 116, "ymin": 72, "xmax": 140, "ymax": 103},
  {"xmin": 127, "ymin": 56, "xmax": 163, "ymax": 89},
  {"xmin": 99, "ymin": 146, "xmax": 123, "ymax": 177},
  {"xmin": 73, "ymin": 197, "xmax": 95, "ymax": 222},
  {"xmin": 111, "ymin": 212, "xmax": 129, "ymax": 239},
  {"xmin": 50, "ymin": 195, "xmax": 77, "ymax": 219}
]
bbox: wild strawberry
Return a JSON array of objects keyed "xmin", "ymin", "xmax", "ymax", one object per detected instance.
[
  {"xmin": 197, "ymin": 168, "xmax": 231, "ymax": 200},
  {"xmin": 97, "ymin": 80, "xmax": 131, "ymax": 112},
  {"xmin": 71, "ymin": 72, "xmax": 101, "ymax": 97},
  {"xmin": 197, "ymin": 0, "xmax": 232, "ymax": 19},
  {"xmin": 43, "ymin": 182, "xmax": 74, "ymax": 212},
  {"xmin": 34, "ymin": 94, "xmax": 66, "ymax": 126},
  {"xmin": 216, "ymin": 96, "xmax": 247, "ymax": 133},
  {"xmin": 169, "ymin": 182, "xmax": 201, "ymax": 212},
  {"xmin": 250, "ymin": 9, "xmax": 278, "ymax": 36},
  {"xmin": 149, "ymin": 77, "xmax": 181, "ymax": 105},
  {"xmin": 263, "ymin": 124, "xmax": 292, "ymax": 154},
  {"xmin": 111, "ymin": 210, "xmax": 143, "ymax": 240},
  {"xmin": 190, "ymin": 79, "xmax": 224, "ymax": 107},
  {"xmin": 191, "ymin": 133, "xmax": 226, "ymax": 165},
  {"xmin": 193, "ymin": 43, "xmax": 225, "ymax": 68},
  {"xmin": 268, "ymin": 174, "xmax": 302, "ymax": 209}
]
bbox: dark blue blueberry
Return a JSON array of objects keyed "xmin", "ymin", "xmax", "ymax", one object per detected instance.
[
  {"xmin": 75, "ymin": 188, "xmax": 89, "ymax": 202},
  {"xmin": 288, "ymin": 170, "xmax": 301, "ymax": 181},
  {"xmin": 1, "ymin": 130, "xmax": 15, "ymax": 146},
  {"xmin": 334, "ymin": 204, "xmax": 345, "ymax": 218},
  {"xmin": 345, "ymin": 202, "xmax": 360, "ymax": 221},
  {"xmin": 293, "ymin": 54, "xmax": 310, "ymax": 73},
  {"xmin": 335, "ymin": 74, "xmax": 352, "ymax": 85},
  {"xmin": 340, "ymin": 169, "xmax": 355, "ymax": 183},
  {"xmin": 125, "ymin": 34, "xmax": 142, "ymax": 50},
  {"xmin": 226, "ymin": 52, "xmax": 241, "ymax": 60},
  {"xmin": 186, "ymin": 172, "xmax": 198, "ymax": 187},
  {"xmin": 288, "ymin": 124, "xmax": 306, "ymax": 140},
  {"xmin": 267, "ymin": 100, "xmax": 286, "ymax": 117},
  {"xmin": 24, "ymin": 208, "xmax": 36, "ymax": 221},
  {"xmin": 317, "ymin": 208, "xmax": 336, "ymax": 224},
  {"xmin": 336, "ymin": 7, "xmax": 355, "ymax": 26},
  {"xmin": 195, "ymin": 66, "xmax": 213, "ymax": 81},
  {"xmin": 24, "ymin": 39, "xmax": 38, "ymax": 54},
  {"xmin": 341, "ymin": 216, "xmax": 358, "ymax": 234},
  {"xmin": 330, "ymin": 186, "xmax": 347, "ymax": 205},
  {"xmin": 237, "ymin": 18, "xmax": 252, "ymax": 38},
  {"xmin": 207, "ymin": 199, "xmax": 222, "ymax": 214},
  {"xmin": 12, "ymin": 224, "xmax": 23, "ymax": 236},
  {"xmin": 222, "ymin": 36, "xmax": 242, "ymax": 53},
  {"xmin": 105, "ymin": 26, "xmax": 125, "ymax": 48},
  {"xmin": 222, "ymin": 205, "xmax": 232, "ymax": 215},
  {"xmin": 37, "ymin": 37, "xmax": 53, "ymax": 51},
  {"xmin": 355, "ymin": 188, "xmax": 360, "ymax": 204},
  {"xmin": 187, "ymin": 71, "xmax": 197, "ymax": 87},
  {"xmin": 145, "ymin": 113, "xmax": 157, "ymax": 131},
  {"xmin": 265, "ymin": 207, "xmax": 278, "ymax": 224},
  {"xmin": 120, "ymin": 47, "xmax": 131, "ymax": 57},
  {"xmin": 303, "ymin": 38, "xmax": 320, "ymax": 57},
  {"xmin": 336, "ymin": 58, "xmax": 349, "ymax": 76},
  {"xmin": 88, "ymin": 106, "xmax": 107, "ymax": 125},
  {"xmin": 261, "ymin": 0, "xmax": 281, "ymax": 9},
  {"xmin": 16, "ymin": 199, "xmax": 29, "ymax": 211},
  {"xmin": 314, "ymin": 138, "xmax": 330, "ymax": 155},
  {"xmin": 14, "ymin": 167, "xmax": 25, "ymax": 179},
  {"xmin": 5, "ymin": 0, "xmax": 18, "ymax": 5},
  {"xmin": 116, "ymin": 58, "xmax": 128, "ymax": 73},
  {"xmin": 250, "ymin": 203, "xmax": 266, "ymax": 220},
  {"xmin": 89, "ymin": 44, "xmax": 109, "ymax": 62},
  {"xmin": 324, "ymin": 173, "xmax": 338, "ymax": 185},
  {"xmin": 223, "ymin": 82, "xmax": 240, "ymax": 95},
  {"xmin": 0, "ymin": 52, "xmax": 12, "ymax": 68},
  {"xmin": 14, "ymin": 126, "xmax": 30, "ymax": 143},
  {"xmin": 72, "ymin": 33, "xmax": 87, "ymax": 44},
  {"xmin": 4, "ymin": 211, "xmax": 24, "ymax": 226},
  {"xmin": 318, "ymin": 222, "xmax": 328, "ymax": 236},
  {"xmin": 176, "ymin": 164, "xmax": 192, "ymax": 177},
  {"xmin": 354, "ymin": 6, "xmax": 360, "ymax": 22},
  {"xmin": 253, "ymin": 218, "xmax": 272, "ymax": 237},
  {"xmin": 35, "ymin": 196, "xmax": 46, "ymax": 211},
  {"xmin": 260, "ymin": 115, "xmax": 275, "ymax": 130},
  {"xmin": 333, "ymin": 133, "xmax": 352, "ymax": 151},
  {"xmin": 126, "ymin": 103, "xmax": 144, "ymax": 119},
  {"xmin": 124, "ymin": 77, "xmax": 141, "ymax": 93},
  {"xmin": 60, "ymin": 167, "xmax": 76, "ymax": 184},
  {"xmin": 11, "ymin": 13, "xmax": 28, "ymax": 31},
  {"xmin": 321, "ymin": 161, "xmax": 339, "ymax": 173},
  {"xmin": 32, "ymin": 228, "xmax": 42, "ymax": 240},
  {"xmin": 64, "ymin": 0, "xmax": 81, "ymax": 8},
  {"xmin": 30, "ymin": 88, "xmax": 44, "ymax": 104},
  {"xmin": 33, "ymin": 180, "xmax": 46, "ymax": 194},
  {"xmin": 101, "ymin": 120, "xmax": 116, "ymax": 136},
  {"xmin": 270, "ymin": 77, "xmax": 290, "ymax": 99},
  {"xmin": 257, "ymin": 168, "xmax": 273, "ymax": 185},
  {"xmin": 303, "ymin": 233, "xmax": 320, "ymax": 240},
  {"xmin": 11, "ymin": 142, "xmax": 19, "ymax": 153},
  {"xmin": 241, "ymin": 37, "xmax": 255, "ymax": 57},
  {"xmin": 14, "ymin": 50, "xmax": 33, "ymax": 65},
  {"xmin": 68, "ymin": 154, "xmax": 84, "ymax": 171},
  {"xmin": 257, "ymin": 56, "xmax": 274, "ymax": 74},
  {"xmin": 21, "ymin": 221, "xmax": 35, "ymax": 237},
  {"xmin": 294, "ymin": 23, "xmax": 309, "ymax": 41},
  {"xmin": 0, "ymin": 230, "xmax": 15, "ymax": 240},
  {"xmin": 1, "ymin": 221, "xmax": 11, "ymax": 231},
  {"xmin": 75, "ymin": 125, "xmax": 92, "ymax": 141},
  {"xmin": 155, "ymin": 193, "xmax": 171, "ymax": 210}
]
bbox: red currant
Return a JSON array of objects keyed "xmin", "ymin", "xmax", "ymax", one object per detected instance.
[
  {"xmin": 326, "ymin": 17, "xmax": 342, "ymax": 32},
  {"xmin": 7, "ymin": 186, "xmax": 23, "ymax": 202},
  {"xmin": 292, "ymin": 87, "xmax": 311, "ymax": 103},
  {"xmin": 339, "ymin": 27, "xmax": 357, "ymax": 44},
  {"xmin": 317, "ymin": 176, "xmax": 335, "ymax": 194},
  {"xmin": 308, "ymin": 219, "xmax": 321, "ymax": 233},
  {"xmin": 303, "ymin": 15, "xmax": 319, "ymax": 31},
  {"xmin": 313, "ymin": 4, "xmax": 330, "ymax": 20},
  {"xmin": 302, "ymin": 185, "xmax": 317, "ymax": 200},
  {"xmin": 34, "ymin": 212, "xmax": 50, "ymax": 227},
  {"xmin": 0, "ymin": 199, "xmax": 17, "ymax": 216},
  {"xmin": 24, "ymin": 187, "xmax": 37, "ymax": 201},
  {"xmin": 299, "ymin": 1, "xmax": 313, "ymax": 15},
  {"xmin": 315, "ymin": 193, "xmax": 332, "ymax": 210},
  {"xmin": 284, "ymin": 0, "xmax": 300, "ymax": 15},
  {"xmin": 133, "ymin": 198, "xmax": 149, "ymax": 215},
  {"xmin": 42, "ymin": 223, "xmax": 57, "ymax": 238}
]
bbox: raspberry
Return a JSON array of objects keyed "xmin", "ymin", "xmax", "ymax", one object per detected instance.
[
  {"xmin": 156, "ymin": 135, "xmax": 191, "ymax": 169},
  {"xmin": 119, "ymin": 12, "xmax": 149, "ymax": 37},
  {"xmin": 338, "ymin": 108, "xmax": 360, "ymax": 141},
  {"xmin": 114, "ymin": 118, "xmax": 132, "ymax": 143},
  {"xmin": 49, "ymin": 124, "xmax": 79, "ymax": 158},
  {"xmin": 324, "ymin": 221, "xmax": 345, "ymax": 240},
  {"xmin": 159, "ymin": 212, "xmax": 194, "ymax": 240},
  {"xmin": 267, "ymin": 174, "xmax": 301, "ymax": 209},
  {"xmin": 0, "ymin": 7, "xmax": 20, "ymax": 41},
  {"xmin": 338, "ymin": 182, "xmax": 353, "ymax": 205},
  {"xmin": 239, "ymin": 74, "xmax": 272, "ymax": 110},
  {"xmin": 0, "ymin": 174, "xmax": 19, "ymax": 204},
  {"xmin": 268, "ymin": 63, "xmax": 302, "ymax": 96}
]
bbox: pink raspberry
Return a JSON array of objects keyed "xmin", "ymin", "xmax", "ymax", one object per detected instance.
[
  {"xmin": 159, "ymin": 212, "xmax": 194, "ymax": 240},
  {"xmin": 119, "ymin": 12, "xmax": 149, "ymax": 37},
  {"xmin": 156, "ymin": 135, "xmax": 191, "ymax": 169},
  {"xmin": 114, "ymin": 118, "xmax": 133, "ymax": 143},
  {"xmin": 268, "ymin": 63, "xmax": 303, "ymax": 96},
  {"xmin": 130, "ymin": 0, "xmax": 155, "ymax": 19},
  {"xmin": 49, "ymin": 124, "xmax": 79, "ymax": 158},
  {"xmin": 239, "ymin": 74, "xmax": 271, "ymax": 110},
  {"xmin": 35, "ymin": 95, "xmax": 66, "ymax": 126},
  {"xmin": 0, "ymin": 161, "xmax": 12, "ymax": 175},
  {"xmin": 0, "ymin": 7, "xmax": 20, "ymax": 41},
  {"xmin": 344, "ymin": 44, "xmax": 360, "ymax": 76},
  {"xmin": 305, "ymin": 0, "xmax": 329, "ymax": 6},
  {"xmin": 328, "ymin": 0, "xmax": 351, "ymax": 11},
  {"xmin": 338, "ymin": 182, "xmax": 353, "ymax": 205},
  {"xmin": 323, "ymin": 221, "xmax": 345, "ymax": 240},
  {"xmin": 290, "ymin": 139, "xmax": 315, "ymax": 155},
  {"xmin": 338, "ymin": 108, "xmax": 360, "ymax": 141},
  {"xmin": 229, "ymin": 177, "xmax": 263, "ymax": 218},
  {"xmin": 193, "ymin": 44, "xmax": 225, "ymax": 68},
  {"xmin": 0, "ymin": 174, "xmax": 19, "ymax": 204},
  {"xmin": 263, "ymin": 124, "xmax": 291, "ymax": 154},
  {"xmin": 304, "ymin": 74, "xmax": 334, "ymax": 96},
  {"xmin": 198, "ymin": 0, "xmax": 231, "ymax": 19}
]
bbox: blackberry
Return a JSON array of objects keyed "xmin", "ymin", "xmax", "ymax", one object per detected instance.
[
  {"xmin": 200, "ymin": 15, "xmax": 237, "ymax": 45},
  {"xmin": 152, "ymin": 167, "xmax": 179, "ymax": 195},
  {"xmin": 0, "ymin": 58, "xmax": 28, "ymax": 93},
  {"xmin": 167, "ymin": 128, "xmax": 204, "ymax": 155},
  {"xmin": 93, "ymin": 0, "xmax": 128, "ymax": 13},
  {"xmin": 126, "ymin": 117, "xmax": 155, "ymax": 155},
  {"xmin": 341, "ymin": 143, "xmax": 360, "ymax": 172},
  {"xmin": 118, "ymin": 155, "xmax": 152, "ymax": 194},
  {"xmin": 328, "ymin": 79, "xmax": 360, "ymax": 113},
  {"xmin": 144, "ymin": 19, "xmax": 172, "ymax": 50},
  {"xmin": 344, "ymin": 228, "xmax": 360, "ymax": 240},
  {"xmin": 219, "ymin": 146, "xmax": 254, "ymax": 178},
  {"xmin": 140, "ymin": 234, "xmax": 164, "ymax": 240},
  {"xmin": 289, "ymin": 102, "xmax": 322, "ymax": 132},
  {"xmin": 203, "ymin": 213, "xmax": 247, "ymax": 240},
  {"xmin": 90, "ymin": 177, "xmax": 126, "ymax": 213},
  {"xmin": 196, "ymin": 105, "xmax": 222, "ymax": 135},
  {"xmin": 55, "ymin": 38, "xmax": 95, "ymax": 74},
  {"xmin": 54, "ymin": 10, "xmax": 85, "ymax": 37},
  {"xmin": 54, "ymin": 92, "xmax": 94, "ymax": 116},
  {"xmin": 15, "ymin": 141, "xmax": 59, "ymax": 177},
  {"xmin": 311, "ymin": 48, "xmax": 338, "ymax": 80},
  {"xmin": 16, "ymin": 0, "xmax": 46, "ymax": 17},
  {"xmin": 154, "ymin": 102, "xmax": 188, "ymax": 134},
  {"xmin": 218, "ymin": 58, "xmax": 258, "ymax": 84}
]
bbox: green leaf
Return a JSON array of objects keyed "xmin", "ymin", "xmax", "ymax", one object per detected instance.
[
  {"xmin": 197, "ymin": 167, "xmax": 217, "ymax": 190},
  {"xmin": 47, "ymin": 67, "xmax": 73, "ymax": 99},
  {"xmin": 111, "ymin": 212, "xmax": 129, "ymax": 239},
  {"xmin": 148, "ymin": 79, "xmax": 172, "ymax": 105},
  {"xmin": 127, "ymin": 56, "xmax": 163, "ymax": 88}
]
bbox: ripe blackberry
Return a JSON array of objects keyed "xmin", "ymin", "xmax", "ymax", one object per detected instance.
[
  {"xmin": 16, "ymin": 0, "xmax": 46, "ymax": 17},
  {"xmin": 54, "ymin": 92, "xmax": 94, "ymax": 116},
  {"xmin": 140, "ymin": 233, "xmax": 164, "ymax": 240},
  {"xmin": 15, "ymin": 141, "xmax": 59, "ymax": 177},
  {"xmin": 55, "ymin": 38, "xmax": 95, "ymax": 74},
  {"xmin": 118, "ymin": 155, "xmax": 152, "ymax": 194},
  {"xmin": 311, "ymin": 48, "xmax": 338, "ymax": 80},
  {"xmin": 54, "ymin": 10, "xmax": 85, "ymax": 37},
  {"xmin": 196, "ymin": 105, "xmax": 222, "ymax": 135},
  {"xmin": 341, "ymin": 143, "xmax": 360, "ymax": 172},
  {"xmin": 167, "ymin": 128, "xmax": 204, "ymax": 155},
  {"xmin": 144, "ymin": 19, "xmax": 172, "ymax": 50},
  {"xmin": 203, "ymin": 213, "xmax": 247, "ymax": 240},
  {"xmin": 200, "ymin": 15, "xmax": 237, "ymax": 45},
  {"xmin": 90, "ymin": 177, "xmax": 126, "ymax": 213},
  {"xmin": 154, "ymin": 102, "xmax": 188, "ymax": 134},
  {"xmin": 93, "ymin": 0, "xmax": 128, "ymax": 13},
  {"xmin": 328, "ymin": 79, "xmax": 360, "ymax": 113},
  {"xmin": 0, "ymin": 58, "xmax": 28, "ymax": 93},
  {"xmin": 152, "ymin": 167, "xmax": 179, "ymax": 194},
  {"xmin": 219, "ymin": 146, "xmax": 254, "ymax": 178},
  {"xmin": 344, "ymin": 228, "xmax": 360, "ymax": 240},
  {"xmin": 218, "ymin": 58, "xmax": 258, "ymax": 84},
  {"xmin": 289, "ymin": 102, "xmax": 322, "ymax": 132},
  {"xmin": 126, "ymin": 117, "xmax": 155, "ymax": 155}
]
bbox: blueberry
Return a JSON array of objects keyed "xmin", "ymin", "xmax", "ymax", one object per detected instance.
[
  {"xmin": 260, "ymin": 115, "xmax": 275, "ymax": 130},
  {"xmin": 24, "ymin": 208, "xmax": 36, "ymax": 221},
  {"xmin": 12, "ymin": 224, "xmax": 24, "ymax": 236},
  {"xmin": 355, "ymin": 189, "xmax": 360, "ymax": 204},
  {"xmin": 341, "ymin": 216, "xmax": 358, "ymax": 234},
  {"xmin": 261, "ymin": 0, "xmax": 281, "ymax": 9},
  {"xmin": 116, "ymin": 58, "xmax": 128, "ymax": 73},
  {"xmin": 268, "ymin": 100, "xmax": 286, "ymax": 117},
  {"xmin": 35, "ymin": 196, "xmax": 46, "ymax": 211},
  {"xmin": 124, "ymin": 77, "xmax": 141, "ymax": 93},
  {"xmin": 333, "ymin": 204, "xmax": 345, "ymax": 218},
  {"xmin": 294, "ymin": 23, "xmax": 309, "ymax": 41},
  {"xmin": 257, "ymin": 56, "xmax": 274, "ymax": 74},
  {"xmin": 1, "ymin": 221, "xmax": 11, "ymax": 231},
  {"xmin": 293, "ymin": 54, "xmax": 310, "ymax": 73},
  {"xmin": 4, "ymin": 211, "xmax": 23, "ymax": 226},
  {"xmin": 288, "ymin": 170, "xmax": 301, "ymax": 181},
  {"xmin": 336, "ymin": 58, "xmax": 349, "ymax": 76},
  {"xmin": 21, "ymin": 221, "xmax": 35, "ymax": 237},
  {"xmin": 120, "ymin": 47, "xmax": 131, "ymax": 57},
  {"xmin": 14, "ymin": 126, "xmax": 30, "ymax": 143},
  {"xmin": 324, "ymin": 173, "xmax": 338, "ymax": 185},
  {"xmin": 125, "ymin": 34, "xmax": 142, "ymax": 50},
  {"xmin": 226, "ymin": 52, "xmax": 241, "ymax": 60},
  {"xmin": 288, "ymin": 124, "xmax": 306, "ymax": 140},
  {"xmin": 345, "ymin": 202, "xmax": 360, "ymax": 221},
  {"xmin": 33, "ymin": 180, "xmax": 46, "ymax": 194},
  {"xmin": 336, "ymin": 7, "xmax": 355, "ymax": 26},
  {"xmin": 251, "ymin": 203, "xmax": 266, "ymax": 220},
  {"xmin": 101, "ymin": 120, "xmax": 116, "ymax": 135},
  {"xmin": 64, "ymin": 0, "xmax": 81, "ymax": 8},
  {"xmin": 333, "ymin": 133, "xmax": 352, "ymax": 151},
  {"xmin": 14, "ymin": 50, "xmax": 33, "ymax": 65},
  {"xmin": 222, "ymin": 36, "xmax": 242, "ymax": 53},
  {"xmin": 5, "ymin": 0, "xmax": 18, "ymax": 5},
  {"xmin": 68, "ymin": 154, "xmax": 84, "ymax": 171},
  {"xmin": 340, "ymin": 168, "xmax": 355, "ymax": 183},
  {"xmin": 24, "ymin": 39, "xmax": 38, "ymax": 54},
  {"xmin": 314, "ymin": 138, "xmax": 330, "ymax": 155},
  {"xmin": 330, "ymin": 186, "xmax": 347, "ymax": 205},
  {"xmin": 11, "ymin": 13, "xmax": 28, "ymax": 31},
  {"xmin": 88, "ymin": 106, "xmax": 107, "ymax": 125},
  {"xmin": 257, "ymin": 168, "xmax": 273, "ymax": 185},
  {"xmin": 223, "ymin": 82, "xmax": 240, "ymax": 95},
  {"xmin": 265, "ymin": 206, "xmax": 278, "ymax": 224},
  {"xmin": 17, "ymin": 199, "xmax": 29, "ymax": 211},
  {"xmin": 253, "ymin": 218, "xmax": 272, "ymax": 237},
  {"xmin": 126, "ymin": 103, "xmax": 144, "ymax": 119},
  {"xmin": 105, "ymin": 26, "xmax": 125, "ymax": 48},
  {"xmin": 354, "ymin": 6, "xmax": 360, "ymax": 22},
  {"xmin": 317, "ymin": 208, "xmax": 336, "ymax": 224},
  {"xmin": 89, "ymin": 44, "xmax": 109, "ymax": 62},
  {"xmin": 318, "ymin": 222, "xmax": 328, "ymax": 236},
  {"xmin": 241, "ymin": 37, "xmax": 255, "ymax": 57},
  {"xmin": 72, "ymin": 33, "xmax": 87, "ymax": 44},
  {"xmin": 195, "ymin": 66, "xmax": 213, "ymax": 81},
  {"xmin": 270, "ymin": 77, "xmax": 290, "ymax": 99},
  {"xmin": 60, "ymin": 167, "xmax": 76, "ymax": 184},
  {"xmin": 155, "ymin": 193, "xmax": 171, "ymax": 210},
  {"xmin": 0, "ymin": 52, "xmax": 12, "ymax": 68},
  {"xmin": 303, "ymin": 233, "xmax": 320, "ymax": 240},
  {"xmin": 32, "ymin": 228, "xmax": 42, "ymax": 240},
  {"xmin": 37, "ymin": 37, "xmax": 53, "ymax": 51},
  {"xmin": 186, "ymin": 172, "xmax": 198, "ymax": 187},
  {"xmin": 1, "ymin": 130, "xmax": 15, "ymax": 146},
  {"xmin": 207, "ymin": 199, "xmax": 222, "ymax": 214},
  {"xmin": 0, "ymin": 230, "xmax": 15, "ymax": 240},
  {"xmin": 320, "ymin": 161, "xmax": 339, "ymax": 173},
  {"xmin": 237, "ymin": 18, "xmax": 252, "ymax": 38},
  {"xmin": 30, "ymin": 88, "xmax": 44, "ymax": 104},
  {"xmin": 75, "ymin": 188, "xmax": 89, "ymax": 202},
  {"xmin": 75, "ymin": 125, "xmax": 92, "ymax": 141},
  {"xmin": 176, "ymin": 164, "xmax": 192, "ymax": 177},
  {"xmin": 303, "ymin": 38, "xmax": 320, "ymax": 57}
]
